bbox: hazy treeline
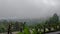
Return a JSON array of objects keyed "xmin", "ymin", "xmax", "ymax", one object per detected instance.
[
  {"xmin": 0, "ymin": 20, "xmax": 24, "ymax": 33},
  {"xmin": 0, "ymin": 13, "xmax": 60, "ymax": 34}
]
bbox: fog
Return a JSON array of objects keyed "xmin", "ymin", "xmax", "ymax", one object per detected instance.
[{"xmin": 0, "ymin": 0, "xmax": 60, "ymax": 19}]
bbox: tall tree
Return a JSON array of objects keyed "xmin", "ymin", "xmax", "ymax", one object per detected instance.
[
  {"xmin": 8, "ymin": 23, "xmax": 13, "ymax": 34},
  {"xmin": 53, "ymin": 13, "xmax": 59, "ymax": 23},
  {"xmin": 46, "ymin": 13, "xmax": 59, "ymax": 31}
]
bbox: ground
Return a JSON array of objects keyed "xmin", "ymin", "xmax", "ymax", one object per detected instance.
[
  {"xmin": 0, "ymin": 32, "xmax": 19, "ymax": 34},
  {"xmin": 46, "ymin": 31, "xmax": 60, "ymax": 34},
  {"xmin": 0, "ymin": 31, "xmax": 60, "ymax": 34}
]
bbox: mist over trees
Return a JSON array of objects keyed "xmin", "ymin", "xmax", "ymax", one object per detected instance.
[{"xmin": 0, "ymin": 13, "xmax": 60, "ymax": 34}]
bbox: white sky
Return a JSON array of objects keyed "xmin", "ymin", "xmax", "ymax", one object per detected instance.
[{"xmin": 0, "ymin": 0, "xmax": 60, "ymax": 19}]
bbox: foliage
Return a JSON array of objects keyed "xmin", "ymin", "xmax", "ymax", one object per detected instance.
[
  {"xmin": 0, "ymin": 13, "xmax": 60, "ymax": 34},
  {"xmin": 23, "ymin": 27, "xmax": 30, "ymax": 34}
]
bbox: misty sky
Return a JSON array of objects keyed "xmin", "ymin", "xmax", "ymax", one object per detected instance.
[{"xmin": 0, "ymin": 0, "xmax": 60, "ymax": 19}]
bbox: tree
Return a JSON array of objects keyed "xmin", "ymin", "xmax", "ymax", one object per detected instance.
[
  {"xmin": 53, "ymin": 13, "xmax": 59, "ymax": 30},
  {"xmin": 13, "ymin": 22, "xmax": 20, "ymax": 31},
  {"xmin": 8, "ymin": 23, "xmax": 13, "ymax": 34},
  {"xmin": 53, "ymin": 13, "xmax": 59, "ymax": 23},
  {"xmin": 46, "ymin": 13, "xmax": 59, "ymax": 32},
  {"xmin": 23, "ymin": 22, "xmax": 26, "ymax": 30}
]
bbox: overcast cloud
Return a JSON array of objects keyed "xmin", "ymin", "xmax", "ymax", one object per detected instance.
[{"xmin": 0, "ymin": 0, "xmax": 60, "ymax": 19}]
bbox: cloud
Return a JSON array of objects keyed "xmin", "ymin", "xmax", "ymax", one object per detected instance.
[{"xmin": 0, "ymin": 0, "xmax": 60, "ymax": 19}]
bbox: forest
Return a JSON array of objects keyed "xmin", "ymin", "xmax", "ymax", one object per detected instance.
[{"xmin": 0, "ymin": 13, "xmax": 60, "ymax": 34}]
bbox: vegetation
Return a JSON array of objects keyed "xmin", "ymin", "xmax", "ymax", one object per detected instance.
[{"xmin": 0, "ymin": 13, "xmax": 60, "ymax": 34}]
